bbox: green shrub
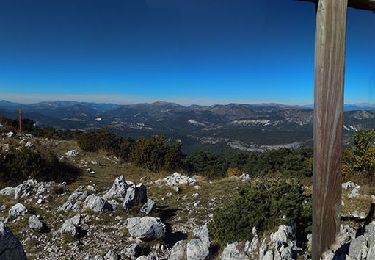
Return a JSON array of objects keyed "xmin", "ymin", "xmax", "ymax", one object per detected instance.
[
  {"xmin": 0, "ymin": 147, "xmax": 81, "ymax": 188},
  {"xmin": 351, "ymin": 129, "xmax": 375, "ymax": 175},
  {"xmin": 130, "ymin": 136, "xmax": 184, "ymax": 171},
  {"xmin": 186, "ymin": 150, "xmax": 227, "ymax": 178},
  {"xmin": 209, "ymin": 179, "xmax": 311, "ymax": 246}
]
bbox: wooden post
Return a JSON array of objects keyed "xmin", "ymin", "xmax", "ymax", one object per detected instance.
[
  {"xmin": 18, "ymin": 109, "xmax": 22, "ymax": 133},
  {"xmin": 313, "ymin": 0, "xmax": 348, "ymax": 259}
]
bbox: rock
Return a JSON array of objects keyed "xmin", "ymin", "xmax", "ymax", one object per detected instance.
[
  {"xmin": 6, "ymin": 132, "xmax": 14, "ymax": 138},
  {"xmin": 60, "ymin": 214, "xmax": 83, "ymax": 237},
  {"xmin": 187, "ymin": 239, "xmax": 210, "ymax": 260},
  {"xmin": 126, "ymin": 217, "xmax": 166, "ymax": 240},
  {"xmin": 140, "ymin": 199, "xmax": 156, "ymax": 215},
  {"xmin": 163, "ymin": 173, "xmax": 197, "ymax": 186},
  {"xmin": 103, "ymin": 176, "xmax": 128, "ymax": 200},
  {"xmin": 221, "ymin": 242, "xmax": 248, "ymax": 260},
  {"xmin": 259, "ymin": 224, "xmax": 295, "ymax": 260},
  {"xmin": 186, "ymin": 225, "xmax": 210, "ymax": 260},
  {"xmin": 25, "ymin": 141, "xmax": 33, "ymax": 148},
  {"xmin": 66, "ymin": 150, "xmax": 78, "ymax": 157},
  {"xmin": 342, "ymin": 181, "xmax": 357, "ymax": 190},
  {"xmin": 105, "ymin": 250, "xmax": 119, "ymax": 260},
  {"xmin": 169, "ymin": 240, "xmax": 187, "ymax": 260},
  {"xmin": 0, "ymin": 187, "xmax": 15, "ymax": 197},
  {"xmin": 246, "ymin": 227, "xmax": 259, "ymax": 256},
  {"xmin": 270, "ymin": 224, "xmax": 295, "ymax": 246},
  {"xmin": 29, "ymin": 215, "xmax": 45, "ymax": 231},
  {"xmin": 124, "ymin": 184, "xmax": 148, "ymax": 209},
  {"xmin": 0, "ymin": 221, "xmax": 27, "ymax": 260},
  {"xmin": 83, "ymin": 195, "xmax": 112, "ymax": 213},
  {"xmin": 59, "ymin": 190, "xmax": 88, "ymax": 212},
  {"xmin": 9, "ymin": 203, "xmax": 27, "ymax": 219},
  {"xmin": 239, "ymin": 173, "xmax": 251, "ymax": 182},
  {"xmin": 348, "ymin": 235, "xmax": 368, "ymax": 259},
  {"xmin": 14, "ymin": 179, "xmax": 37, "ymax": 199}
]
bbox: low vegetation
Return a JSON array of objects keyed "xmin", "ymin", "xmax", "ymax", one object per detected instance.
[{"xmin": 208, "ymin": 179, "xmax": 312, "ymax": 246}]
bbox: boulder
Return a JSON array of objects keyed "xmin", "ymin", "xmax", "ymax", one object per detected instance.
[
  {"xmin": 0, "ymin": 187, "xmax": 15, "ymax": 197},
  {"xmin": 60, "ymin": 214, "xmax": 83, "ymax": 237},
  {"xmin": 9, "ymin": 203, "xmax": 27, "ymax": 219},
  {"xmin": 59, "ymin": 190, "xmax": 88, "ymax": 212},
  {"xmin": 123, "ymin": 184, "xmax": 148, "ymax": 209},
  {"xmin": 126, "ymin": 217, "xmax": 166, "ymax": 240},
  {"xmin": 348, "ymin": 235, "xmax": 368, "ymax": 260},
  {"xmin": 169, "ymin": 240, "xmax": 187, "ymax": 260},
  {"xmin": 29, "ymin": 215, "xmax": 45, "ymax": 231},
  {"xmin": 0, "ymin": 221, "xmax": 27, "ymax": 260},
  {"xmin": 14, "ymin": 179, "xmax": 37, "ymax": 199},
  {"xmin": 140, "ymin": 199, "xmax": 156, "ymax": 215},
  {"xmin": 83, "ymin": 195, "xmax": 113, "ymax": 213},
  {"xmin": 186, "ymin": 225, "xmax": 210, "ymax": 260},
  {"xmin": 103, "ymin": 176, "xmax": 128, "ymax": 200},
  {"xmin": 187, "ymin": 239, "xmax": 210, "ymax": 260}
]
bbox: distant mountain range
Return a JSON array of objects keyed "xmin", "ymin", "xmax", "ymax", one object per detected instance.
[{"xmin": 0, "ymin": 100, "xmax": 374, "ymax": 153}]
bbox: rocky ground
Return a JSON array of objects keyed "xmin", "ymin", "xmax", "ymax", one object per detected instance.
[{"xmin": 1, "ymin": 135, "xmax": 375, "ymax": 260}]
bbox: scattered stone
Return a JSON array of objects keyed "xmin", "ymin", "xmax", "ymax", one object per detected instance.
[
  {"xmin": 126, "ymin": 217, "xmax": 166, "ymax": 240},
  {"xmin": 0, "ymin": 221, "xmax": 27, "ymax": 259},
  {"xmin": 83, "ymin": 195, "xmax": 113, "ymax": 213},
  {"xmin": 14, "ymin": 180, "xmax": 36, "ymax": 199},
  {"xmin": 66, "ymin": 150, "xmax": 78, "ymax": 157},
  {"xmin": 59, "ymin": 189, "xmax": 88, "ymax": 212},
  {"xmin": 0, "ymin": 187, "xmax": 15, "ymax": 197},
  {"xmin": 60, "ymin": 214, "xmax": 83, "ymax": 237},
  {"xmin": 239, "ymin": 173, "xmax": 251, "ymax": 182},
  {"xmin": 29, "ymin": 215, "xmax": 45, "ymax": 231},
  {"xmin": 105, "ymin": 250, "xmax": 119, "ymax": 260},
  {"xmin": 9, "ymin": 203, "xmax": 27, "ymax": 219},
  {"xmin": 25, "ymin": 141, "xmax": 33, "ymax": 148},
  {"xmin": 6, "ymin": 131, "xmax": 14, "ymax": 138},
  {"xmin": 140, "ymin": 199, "xmax": 156, "ymax": 215},
  {"xmin": 163, "ymin": 173, "xmax": 197, "ymax": 186}
]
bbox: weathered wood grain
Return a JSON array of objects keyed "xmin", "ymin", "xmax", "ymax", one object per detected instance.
[{"xmin": 313, "ymin": 0, "xmax": 348, "ymax": 259}]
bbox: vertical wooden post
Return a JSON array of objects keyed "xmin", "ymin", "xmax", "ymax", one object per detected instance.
[
  {"xmin": 313, "ymin": 0, "xmax": 348, "ymax": 259},
  {"xmin": 18, "ymin": 109, "xmax": 22, "ymax": 134}
]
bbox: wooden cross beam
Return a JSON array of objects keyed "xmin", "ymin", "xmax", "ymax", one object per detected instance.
[{"xmin": 305, "ymin": 0, "xmax": 375, "ymax": 259}]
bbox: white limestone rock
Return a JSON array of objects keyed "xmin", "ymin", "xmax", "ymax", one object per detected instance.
[{"xmin": 126, "ymin": 217, "xmax": 166, "ymax": 240}]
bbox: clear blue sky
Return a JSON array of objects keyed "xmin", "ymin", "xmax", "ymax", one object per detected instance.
[{"xmin": 0, "ymin": 0, "xmax": 374, "ymax": 105}]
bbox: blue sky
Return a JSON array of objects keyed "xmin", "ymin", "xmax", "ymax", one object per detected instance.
[{"xmin": 0, "ymin": 0, "xmax": 374, "ymax": 105}]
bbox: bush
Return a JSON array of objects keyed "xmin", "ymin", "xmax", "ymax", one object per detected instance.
[
  {"xmin": 0, "ymin": 147, "xmax": 82, "ymax": 188},
  {"xmin": 209, "ymin": 179, "xmax": 311, "ymax": 246},
  {"xmin": 130, "ymin": 136, "xmax": 184, "ymax": 171},
  {"xmin": 186, "ymin": 150, "xmax": 227, "ymax": 178},
  {"xmin": 351, "ymin": 130, "xmax": 375, "ymax": 175}
]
